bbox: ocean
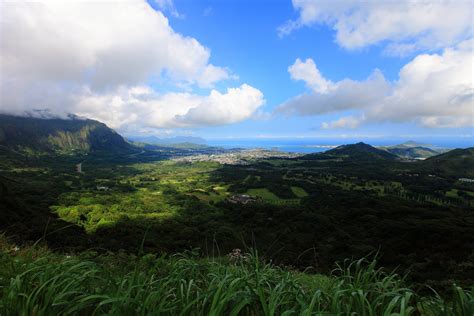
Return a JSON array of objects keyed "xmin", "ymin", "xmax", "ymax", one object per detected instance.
[{"xmin": 207, "ymin": 136, "xmax": 473, "ymax": 154}]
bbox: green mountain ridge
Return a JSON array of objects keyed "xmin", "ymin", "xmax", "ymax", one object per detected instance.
[
  {"xmin": 377, "ymin": 141, "xmax": 448, "ymax": 159},
  {"xmin": 383, "ymin": 146, "xmax": 441, "ymax": 159},
  {"xmin": 304, "ymin": 142, "xmax": 398, "ymax": 161},
  {"xmin": 420, "ymin": 147, "xmax": 474, "ymax": 178},
  {"xmin": 394, "ymin": 140, "xmax": 431, "ymax": 148},
  {"xmin": 327, "ymin": 142, "xmax": 398, "ymax": 159},
  {"xmin": 1, "ymin": 115, "xmax": 472, "ymax": 179},
  {"xmin": 0, "ymin": 114, "xmax": 134, "ymax": 154}
]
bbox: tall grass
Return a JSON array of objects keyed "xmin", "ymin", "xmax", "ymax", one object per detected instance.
[{"xmin": 0, "ymin": 244, "xmax": 472, "ymax": 315}]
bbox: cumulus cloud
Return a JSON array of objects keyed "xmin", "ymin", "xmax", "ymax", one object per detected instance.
[
  {"xmin": 279, "ymin": 0, "xmax": 473, "ymax": 54},
  {"xmin": 280, "ymin": 59, "xmax": 390, "ymax": 116},
  {"xmin": 0, "ymin": 1, "xmax": 261, "ymax": 130},
  {"xmin": 367, "ymin": 39, "xmax": 474, "ymax": 127},
  {"xmin": 1, "ymin": 1, "xmax": 229, "ymax": 88},
  {"xmin": 278, "ymin": 41, "xmax": 474, "ymax": 128},
  {"xmin": 69, "ymin": 84, "xmax": 265, "ymax": 129},
  {"xmin": 174, "ymin": 85, "xmax": 265, "ymax": 127},
  {"xmin": 288, "ymin": 58, "xmax": 333, "ymax": 93},
  {"xmin": 73, "ymin": 84, "xmax": 265, "ymax": 130},
  {"xmin": 321, "ymin": 116, "xmax": 363, "ymax": 129}
]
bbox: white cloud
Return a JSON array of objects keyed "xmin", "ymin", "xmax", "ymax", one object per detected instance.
[
  {"xmin": 279, "ymin": 0, "xmax": 473, "ymax": 54},
  {"xmin": 196, "ymin": 65, "xmax": 237, "ymax": 88},
  {"xmin": 1, "ymin": 1, "xmax": 228, "ymax": 89},
  {"xmin": 278, "ymin": 41, "xmax": 474, "ymax": 128},
  {"xmin": 174, "ymin": 84, "xmax": 265, "ymax": 126},
  {"xmin": 73, "ymin": 84, "xmax": 265, "ymax": 129},
  {"xmin": 321, "ymin": 116, "xmax": 362, "ymax": 129},
  {"xmin": 0, "ymin": 1, "xmax": 262, "ymax": 130},
  {"xmin": 280, "ymin": 59, "xmax": 390, "ymax": 116},
  {"xmin": 367, "ymin": 39, "xmax": 474, "ymax": 127},
  {"xmin": 288, "ymin": 58, "xmax": 333, "ymax": 93},
  {"xmin": 154, "ymin": 0, "xmax": 182, "ymax": 18}
]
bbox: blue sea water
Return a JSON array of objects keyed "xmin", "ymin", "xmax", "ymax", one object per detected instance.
[{"xmin": 207, "ymin": 136, "xmax": 473, "ymax": 154}]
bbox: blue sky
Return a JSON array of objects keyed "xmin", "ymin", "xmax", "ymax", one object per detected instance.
[
  {"xmin": 148, "ymin": 0, "xmax": 473, "ymax": 143},
  {"xmin": 1, "ymin": 0, "xmax": 473, "ymax": 145}
]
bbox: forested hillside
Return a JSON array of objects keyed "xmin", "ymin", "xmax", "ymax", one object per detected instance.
[{"xmin": 0, "ymin": 115, "xmax": 134, "ymax": 154}]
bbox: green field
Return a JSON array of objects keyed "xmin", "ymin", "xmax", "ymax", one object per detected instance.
[
  {"xmin": 246, "ymin": 187, "xmax": 301, "ymax": 205},
  {"xmin": 246, "ymin": 188, "xmax": 281, "ymax": 201},
  {"xmin": 291, "ymin": 186, "xmax": 308, "ymax": 197},
  {"xmin": 48, "ymin": 161, "xmax": 231, "ymax": 232}
]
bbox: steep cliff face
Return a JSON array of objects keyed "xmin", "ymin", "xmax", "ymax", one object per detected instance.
[{"xmin": 0, "ymin": 114, "xmax": 133, "ymax": 154}]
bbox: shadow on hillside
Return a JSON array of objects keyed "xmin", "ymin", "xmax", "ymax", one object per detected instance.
[
  {"xmin": 0, "ymin": 147, "xmax": 187, "ymax": 251},
  {"xmin": 0, "ymin": 177, "xmax": 91, "ymax": 250},
  {"xmin": 88, "ymin": 184, "xmax": 474, "ymax": 290}
]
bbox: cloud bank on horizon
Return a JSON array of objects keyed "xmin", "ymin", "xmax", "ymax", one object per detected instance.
[
  {"xmin": 278, "ymin": 0, "xmax": 473, "ymax": 129},
  {"xmin": 0, "ymin": 0, "xmax": 472, "ymax": 135},
  {"xmin": 0, "ymin": 1, "xmax": 264, "ymax": 131}
]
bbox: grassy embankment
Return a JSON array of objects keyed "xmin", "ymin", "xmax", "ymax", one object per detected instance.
[{"xmin": 0, "ymin": 236, "xmax": 472, "ymax": 315}]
